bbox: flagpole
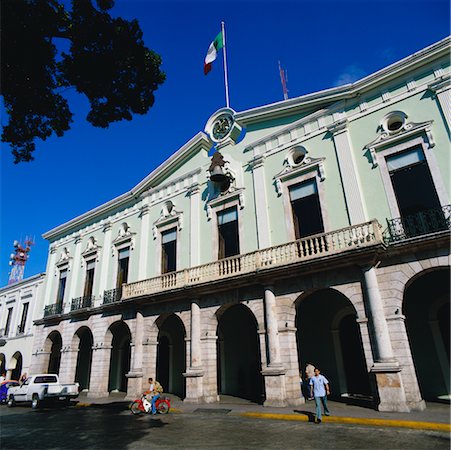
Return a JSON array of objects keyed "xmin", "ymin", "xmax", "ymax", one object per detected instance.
[{"xmin": 221, "ymin": 21, "xmax": 230, "ymax": 108}]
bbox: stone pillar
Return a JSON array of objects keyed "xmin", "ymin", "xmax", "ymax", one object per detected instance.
[
  {"xmin": 142, "ymin": 338, "xmax": 158, "ymax": 382},
  {"xmin": 184, "ymin": 301, "xmax": 204, "ymax": 403},
  {"xmin": 261, "ymin": 286, "xmax": 287, "ymax": 407},
  {"xmin": 66, "ymin": 236, "xmax": 83, "ymax": 314},
  {"xmin": 362, "ymin": 266, "xmax": 409, "ymax": 412},
  {"xmin": 43, "ymin": 247, "xmax": 57, "ymax": 309},
  {"xmin": 87, "ymin": 345, "xmax": 112, "ymax": 398},
  {"xmin": 201, "ymin": 335, "xmax": 219, "ymax": 403},
  {"xmin": 98, "ymin": 222, "xmax": 113, "ymax": 304},
  {"xmin": 188, "ymin": 184, "xmax": 201, "ymax": 266},
  {"xmin": 138, "ymin": 205, "xmax": 151, "ymax": 280},
  {"xmin": 59, "ymin": 347, "xmax": 79, "ymax": 385},
  {"xmin": 30, "ymin": 350, "xmax": 51, "ymax": 375},
  {"xmin": 126, "ymin": 312, "xmax": 144, "ymax": 399},
  {"xmin": 429, "ymin": 76, "xmax": 451, "ymax": 133},
  {"xmin": 250, "ymin": 155, "xmax": 271, "ymax": 248},
  {"xmin": 329, "ymin": 119, "xmax": 367, "ymax": 225}
]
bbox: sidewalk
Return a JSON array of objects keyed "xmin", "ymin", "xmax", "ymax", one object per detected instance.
[{"xmin": 74, "ymin": 393, "xmax": 451, "ymax": 432}]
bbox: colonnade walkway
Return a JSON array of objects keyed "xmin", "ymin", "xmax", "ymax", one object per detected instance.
[{"xmin": 74, "ymin": 393, "xmax": 450, "ymax": 432}]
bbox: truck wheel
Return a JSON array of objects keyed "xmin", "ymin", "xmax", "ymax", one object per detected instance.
[
  {"xmin": 31, "ymin": 394, "xmax": 40, "ymax": 410},
  {"xmin": 7, "ymin": 395, "xmax": 15, "ymax": 407}
]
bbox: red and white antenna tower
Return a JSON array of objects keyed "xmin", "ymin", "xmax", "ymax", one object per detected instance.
[
  {"xmin": 278, "ymin": 61, "xmax": 289, "ymax": 100},
  {"xmin": 8, "ymin": 238, "xmax": 34, "ymax": 285}
]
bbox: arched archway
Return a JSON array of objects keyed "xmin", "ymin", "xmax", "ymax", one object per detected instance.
[
  {"xmin": 107, "ymin": 321, "xmax": 131, "ymax": 393},
  {"xmin": 217, "ymin": 304, "xmax": 263, "ymax": 403},
  {"xmin": 296, "ymin": 289, "xmax": 370, "ymax": 400},
  {"xmin": 156, "ymin": 314, "xmax": 186, "ymax": 398},
  {"xmin": 404, "ymin": 268, "xmax": 450, "ymax": 401},
  {"xmin": 74, "ymin": 327, "xmax": 93, "ymax": 391},
  {"xmin": 10, "ymin": 352, "xmax": 23, "ymax": 381},
  {"xmin": 47, "ymin": 331, "xmax": 62, "ymax": 374}
]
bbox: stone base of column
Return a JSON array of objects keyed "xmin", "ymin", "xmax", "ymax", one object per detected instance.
[
  {"xmin": 183, "ymin": 369, "xmax": 204, "ymax": 403},
  {"xmin": 125, "ymin": 371, "xmax": 144, "ymax": 400},
  {"xmin": 371, "ymin": 362, "xmax": 410, "ymax": 412},
  {"xmin": 87, "ymin": 391, "xmax": 109, "ymax": 399},
  {"xmin": 262, "ymin": 365, "xmax": 287, "ymax": 407}
]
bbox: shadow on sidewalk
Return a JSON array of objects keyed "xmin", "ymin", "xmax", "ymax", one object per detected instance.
[{"xmin": 293, "ymin": 410, "xmax": 316, "ymax": 422}]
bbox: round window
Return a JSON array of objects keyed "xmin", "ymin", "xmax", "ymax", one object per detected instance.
[
  {"xmin": 288, "ymin": 146, "xmax": 307, "ymax": 167},
  {"xmin": 382, "ymin": 111, "xmax": 407, "ymax": 134}
]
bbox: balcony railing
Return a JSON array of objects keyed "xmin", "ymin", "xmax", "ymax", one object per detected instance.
[
  {"xmin": 71, "ymin": 295, "xmax": 93, "ymax": 311},
  {"xmin": 123, "ymin": 220, "xmax": 383, "ymax": 300},
  {"xmin": 103, "ymin": 287, "xmax": 122, "ymax": 305},
  {"xmin": 44, "ymin": 302, "xmax": 63, "ymax": 317},
  {"xmin": 384, "ymin": 205, "xmax": 451, "ymax": 243}
]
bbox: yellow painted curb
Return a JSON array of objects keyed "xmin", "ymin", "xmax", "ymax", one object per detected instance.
[{"xmin": 240, "ymin": 412, "xmax": 451, "ymax": 432}]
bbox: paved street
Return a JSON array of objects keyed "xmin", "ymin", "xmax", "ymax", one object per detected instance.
[{"xmin": 0, "ymin": 403, "xmax": 449, "ymax": 450}]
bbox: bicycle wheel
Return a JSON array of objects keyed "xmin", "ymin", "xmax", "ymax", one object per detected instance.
[{"xmin": 130, "ymin": 401, "xmax": 143, "ymax": 415}]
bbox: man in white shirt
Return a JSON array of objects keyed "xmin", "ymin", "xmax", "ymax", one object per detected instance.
[{"xmin": 309, "ymin": 367, "xmax": 330, "ymax": 423}]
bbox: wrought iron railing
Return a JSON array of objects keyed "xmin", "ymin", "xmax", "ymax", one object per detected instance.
[
  {"xmin": 44, "ymin": 302, "xmax": 63, "ymax": 317},
  {"xmin": 71, "ymin": 295, "xmax": 93, "ymax": 311},
  {"xmin": 384, "ymin": 205, "xmax": 451, "ymax": 243},
  {"xmin": 103, "ymin": 287, "xmax": 122, "ymax": 305},
  {"xmin": 123, "ymin": 220, "xmax": 383, "ymax": 300}
]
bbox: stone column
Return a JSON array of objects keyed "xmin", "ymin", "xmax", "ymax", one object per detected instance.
[
  {"xmin": 43, "ymin": 247, "xmax": 57, "ymax": 308},
  {"xmin": 188, "ymin": 184, "xmax": 201, "ymax": 266},
  {"xmin": 98, "ymin": 222, "xmax": 113, "ymax": 304},
  {"xmin": 329, "ymin": 120, "xmax": 367, "ymax": 225},
  {"xmin": 66, "ymin": 235, "xmax": 83, "ymax": 314},
  {"xmin": 138, "ymin": 205, "xmax": 151, "ymax": 280},
  {"xmin": 87, "ymin": 344, "xmax": 112, "ymax": 398},
  {"xmin": 429, "ymin": 76, "xmax": 451, "ymax": 133},
  {"xmin": 58, "ymin": 347, "xmax": 79, "ymax": 385},
  {"xmin": 250, "ymin": 155, "xmax": 271, "ymax": 249},
  {"xmin": 362, "ymin": 266, "xmax": 409, "ymax": 412},
  {"xmin": 200, "ymin": 335, "xmax": 219, "ymax": 403},
  {"xmin": 184, "ymin": 301, "xmax": 204, "ymax": 403},
  {"xmin": 126, "ymin": 312, "xmax": 144, "ymax": 399},
  {"xmin": 261, "ymin": 286, "xmax": 287, "ymax": 407}
]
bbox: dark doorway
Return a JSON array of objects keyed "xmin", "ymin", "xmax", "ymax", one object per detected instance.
[
  {"xmin": 156, "ymin": 315, "xmax": 186, "ymax": 398},
  {"xmin": 296, "ymin": 289, "xmax": 371, "ymax": 400},
  {"xmin": 108, "ymin": 322, "xmax": 131, "ymax": 393},
  {"xmin": 48, "ymin": 332, "xmax": 62, "ymax": 374},
  {"xmin": 339, "ymin": 315, "xmax": 371, "ymax": 395},
  {"xmin": 10, "ymin": 352, "xmax": 23, "ymax": 381},
  {"xmin": 0, "ymin": 354, "xmax": 5, "ymax": 376},
  {"xmin": 74, "ymin": 327, "xmax": 93, "ymax": 391},
  {"xmin": 404, "ymin": 268, "xmax": 450, "ymax": 401},
  {"xmin": 217, "ymin": 304, "xmax": 263, "ymax": 403}
]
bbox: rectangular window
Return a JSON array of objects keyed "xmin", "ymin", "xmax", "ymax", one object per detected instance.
[
  {"xmin": 56, "ymin": 269, "xmax": 68, "ymax": 304},
  {"xmin": 161, "ymin": 228, "xmax": 177, "ymax": 274},
  {"xmin": 116, "ymin": 248, "xmax": 130, "ymax": 288},
  {"xmin": 217, "ymin": 207, "xmax": 240, "ymax": 259},
  {"xmin": 18, "ymin": 302, "xmax": 29, "ymax": 334},
  {"xmin": 289, "ymin": 179, "xmax": 324, "ymax": 239},
  {"xmin": 4, "ymin": 307, "xmax": 13, "ymax": 336},
  {"xmin": 83, "ymin": 260, "xmax": 95, "ymax": 298},
  {"xmin": 386, "ymin": 147, "xmax": 444, "ymax": 237}
]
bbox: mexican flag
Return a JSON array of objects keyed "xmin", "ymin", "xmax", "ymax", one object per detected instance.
[{"xmin": 204, "ymin": 31, "xmax": 224, "ymax": 75}]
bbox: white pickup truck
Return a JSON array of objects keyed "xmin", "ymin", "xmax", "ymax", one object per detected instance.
[{"xmin": 7, "ymin": 374, "xmax": 79, "ymax": 409}]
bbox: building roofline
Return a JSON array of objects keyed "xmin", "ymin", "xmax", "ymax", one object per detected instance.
[
  {"xmin": 42, "ymin": 132, "xmax": 211, "ymax": 241},
  {"xmin": 0, "ymin": 273, "xmax": 46, "ymax": 294},
  {"xmin": 236, "ymin": 36, "xmax": 450, "ymax": 125}
]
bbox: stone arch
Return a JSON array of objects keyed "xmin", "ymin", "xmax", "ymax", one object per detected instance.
[
  {"xmin": 9, "ymin": 352, "xmax": 23, "ymax": 381},
  {"xmin": 403, "ymin": 267, "xmax": 450, "ymax": 401},
  {"xmin": 107, "ymin": 321, "xmax": 132, "ymax": 393},
  {"xmin": 296, "ymin": 288, "xmax": 371, "ymax": 401},
  {"xmin": 73, "ymin": 326, "xmax": 94, "ymax": 391},
  {"xmin": 45, "ymin": 330, "xmax": 63, "ymax": 374},
  {"xmin": 216, "ymin": 303, "xmax": 264, "ymax": 403},
  {"xmin": 156, "ymin": 313, "xmax": 186, "ymax": 398}
]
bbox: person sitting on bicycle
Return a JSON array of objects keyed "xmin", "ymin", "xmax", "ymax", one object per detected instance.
[{"xmin": 150, "ymin": 380, "xmax": 163, "ymax": 414}]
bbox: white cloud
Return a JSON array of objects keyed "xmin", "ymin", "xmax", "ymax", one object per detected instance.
[{"xmin": 333, "ymin": 65, "xmax": 367, "ymax": 87}]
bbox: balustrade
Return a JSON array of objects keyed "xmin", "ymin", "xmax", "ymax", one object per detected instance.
[
  {"xmin": 44, "ymin": 302, "xmax": 63, "ymax": 317},
  {"xmin": 71, "ymin": 295, "xmax": 93, "ymax": 311}
]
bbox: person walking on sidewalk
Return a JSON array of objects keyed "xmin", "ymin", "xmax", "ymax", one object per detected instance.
[
  {"xmin": 304, "ymin": 363, "xmax": 315, "ymax": 400},
  {"xmin": 309, "ymin": 367, "xmax": 330, "ymax": 423}
]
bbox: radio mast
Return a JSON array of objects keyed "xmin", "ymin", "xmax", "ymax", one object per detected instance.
[
  {"xmin": 8, "ymin": 238, "xmax": 34, "ymax": 284},
  {"xmin": 278, "ymin": 61, "xmax": 289, "ymax": 100}
]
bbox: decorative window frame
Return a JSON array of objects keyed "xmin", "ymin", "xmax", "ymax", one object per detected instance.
[
  {"xmin": 364, "ymin": 124, "xmax": 448, "ymax": 219},
  {"xmin": 152, "ymin": 207, "xmax": 183, "ymax": 276},
  {"xmin": 206, "ymin": 189, "xmax": 245, "ymax": 261},
  {"xmin": 274, "ymin": 158, "xmax": 328, "ymax": 242},
  {"xmin": 111, "ymin": 222, "xmax": 135, "ymax": 286},
  {"xmin": 81, "ymin": 236, "xmax": 101, "ymax": 267}
]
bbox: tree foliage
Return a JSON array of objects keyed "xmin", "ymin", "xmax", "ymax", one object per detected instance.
[{"xmin": 1, "ymin": 0, "xmax": 166, "ymax": 163}]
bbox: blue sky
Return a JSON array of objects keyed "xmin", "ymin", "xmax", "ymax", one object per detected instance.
[{"xmin": 1, "ymin": 0, "xmax": 450, "ymax": 286}]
